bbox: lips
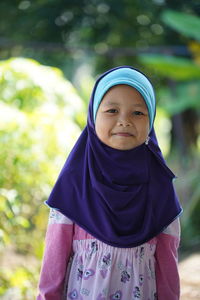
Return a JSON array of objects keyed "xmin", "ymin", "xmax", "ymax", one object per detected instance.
[{"xmin": 114, "ymin": 132, "xmax": 133, "ymax": 137}]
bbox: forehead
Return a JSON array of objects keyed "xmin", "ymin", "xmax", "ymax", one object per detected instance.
[{"xmin": 100, "ymin": 84, "xmax": 147, "ymax": 107}]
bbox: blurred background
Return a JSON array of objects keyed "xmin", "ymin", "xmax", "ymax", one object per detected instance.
[{"xmin": 0, "ymin": 0, "xmax": 199, "ymax": 299}]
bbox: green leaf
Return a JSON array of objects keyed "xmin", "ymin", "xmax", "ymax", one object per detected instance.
[
  {"xmin": 158, "ymin": 81, "xmax": 200, "ymax": 115},
  {"xmin": 161, "ymin": 10, "xmax": 200, "ymax": 41},
  {"xmin": 139, "ymin": 54, "xmax": 200, "ymax": 80},
  {"xmin": 0, "ymin": 57, "xmax": 84, "ymax": 256}
]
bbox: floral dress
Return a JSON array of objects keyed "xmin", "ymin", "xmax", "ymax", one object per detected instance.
[{"xmin": 37, "ymin": 209, "xmax": 181, "ymax": 300}]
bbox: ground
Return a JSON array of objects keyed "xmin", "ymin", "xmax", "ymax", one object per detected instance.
[{"xmin": 179, "ymin": 253, "xmax": 200, "ymax": 300}]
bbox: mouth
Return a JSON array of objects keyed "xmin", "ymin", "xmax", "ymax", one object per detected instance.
[{"xmin": 113, "ymin": 132, "xmax": 133, "ymax": 137}]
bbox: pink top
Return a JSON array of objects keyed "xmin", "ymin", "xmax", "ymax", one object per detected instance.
[{"xmin": 37, "ymin": 209, "xmax": 181, "ymax": 300}]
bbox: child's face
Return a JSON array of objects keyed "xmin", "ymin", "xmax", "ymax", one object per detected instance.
[{"xmin": 95, "ymin": 84, "xmax": 149, "ymax": 150}]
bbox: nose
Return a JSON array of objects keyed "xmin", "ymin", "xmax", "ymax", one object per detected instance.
[{"xmin": 117, "ymin": 117, "xmax": 132, "ymax": 127}]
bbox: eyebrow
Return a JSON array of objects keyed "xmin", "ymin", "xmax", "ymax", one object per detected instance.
[{"xmin": 102, "ymin": 101, "xmax": 146, "ymax": 108}]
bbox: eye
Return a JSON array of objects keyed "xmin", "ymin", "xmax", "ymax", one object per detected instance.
[
  {"xmin": 133, "ymin": 111, "xmax": 144, "ymax": 116},
  {"xmin": 106, "ymin": 109, "xmax": 118, "ymax": 113}
]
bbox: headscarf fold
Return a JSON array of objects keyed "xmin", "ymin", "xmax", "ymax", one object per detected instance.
[{"xmin": 46, "ymin": 66, "xmax": 182, "ymax": 248}]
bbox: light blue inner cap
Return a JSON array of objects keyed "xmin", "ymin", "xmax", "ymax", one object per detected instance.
[{"xmin": 93, "ymin": 68, "xmax": 156, "ymax": 130}]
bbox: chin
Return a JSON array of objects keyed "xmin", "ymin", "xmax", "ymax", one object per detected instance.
[{"xmin": 111, "ymin": 143, "xmax": 136, "ymax": 151}]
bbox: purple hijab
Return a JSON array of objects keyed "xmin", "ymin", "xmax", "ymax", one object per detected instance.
[{"xmin": 46, "ymin": 66, "xmax": 182, "ymax": 248}]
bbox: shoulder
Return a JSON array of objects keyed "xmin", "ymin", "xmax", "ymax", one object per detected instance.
[
  {"xmin": 48, "ymin": 208, "xmax": 73, "ymax": 225},
  {"xmin": 162, "ymin": 218, "xmax": 181, "ymax": 238}
]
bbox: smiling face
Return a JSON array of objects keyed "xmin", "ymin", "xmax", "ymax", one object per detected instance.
[{"xmin": 95, "ymin": 84, "xmax": 150, "ymax": 150}]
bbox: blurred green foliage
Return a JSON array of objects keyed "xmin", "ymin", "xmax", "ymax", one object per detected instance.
[
  {"xmin": 157, "ymin": 82, "xmax": 200, "ymax": 115},
  {"xmin": 0, "ymin": 0, "xmax": 199, "ymax": 75},
  {"xmin": 161, "ymin": 10, "xmax": 200, "ymax": 41},
  {"xmin": 139, "ymin": 10, "xmax": 200, "ymax": 252},
  {"xmin": 0, "ymin": 57, "xmax": 85, "ymax": 298},
  {"xmin": 139, "ymin": 54, "xmax": 200, "ymax": 81}
]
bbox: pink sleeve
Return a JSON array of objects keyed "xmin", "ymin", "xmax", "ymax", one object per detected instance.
[
  {"xmin": 155, "ymin": 218, "xmax": 181, "ymax": 300},
  {"xmin": 37, "ymin": 209, "xmax": 74, "ymax": 300}
]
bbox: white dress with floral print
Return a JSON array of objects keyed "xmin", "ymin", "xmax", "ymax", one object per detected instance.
[
  {"xmin": 65, "ymin": 237, "xmax": 157, "ymax": 300},
  {"xmin": 37, "ymin": 208, "xmax": 180, "ymax": 300}
]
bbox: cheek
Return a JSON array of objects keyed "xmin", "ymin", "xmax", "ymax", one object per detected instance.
[
  {"xmin": 138, "ymin": 121, "xmax": 149, "ymax": 138},
  {"xmin": 95, "ymin": 117, "xmax": 106, "ymax": 139},
  {"xmin": 143, "ymin": 117, "xmax": 150, "ymax": 132},
  {"xmin": 95, "ymin": 119, "xmax": 114, "ymax": 146},
  {"xmin": 95, "ymin": 125, "xmax": 103, "ymax": 139}
]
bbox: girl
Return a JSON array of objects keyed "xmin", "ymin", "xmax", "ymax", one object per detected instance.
[{"xmin": 37, "ymin": 66, "xmax": 182, "ymax": 300}]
